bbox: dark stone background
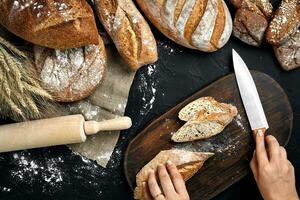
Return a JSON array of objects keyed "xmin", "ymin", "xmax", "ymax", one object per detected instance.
[{"xmin": 0, "ymin": 0, "xmax": 299, "ymax": 199}]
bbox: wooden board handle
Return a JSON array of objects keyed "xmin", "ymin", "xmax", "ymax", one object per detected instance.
[{"xmin": 84, "ymin": 116, "xmax": 132, "ymax": 135}]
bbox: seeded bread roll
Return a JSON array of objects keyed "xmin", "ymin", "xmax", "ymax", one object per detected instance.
[
  {"xmin": 134, "ymin": 149, "xmax": 214, "ymax": 200},
  {"xmin": 266, "ymin": 0, "xmax": 300, "ymax": 46},
  {"xmin": 230, "ymin": 0, "xmax": 273, "ymax": 46},
  {"xmin": 34, "ymin": 37, "xmax": 107, "ymax": 102},
  {"xmin": 93, "ymin": 0, "xmax": 158, "ymax": 71},
  {"xmin": 136, "ymin": 0, "xmax": 232, "ymax": 52},
  {"xmin": 0, "ymin": 0, "xmax": 99, "ymax": 49},
  {"xmin": 172, "ymin": 97, "xmax": 237, "ymax": 142}
]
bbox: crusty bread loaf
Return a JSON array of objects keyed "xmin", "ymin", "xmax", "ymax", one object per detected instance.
[
  {"xmin": 134, "ymin": 149, "xmax": 214, "ymax": 199},
  {"xmin": 172, "ymin": 97, "xmax": 237, "ymax": 142},
  {"xmin": 34, "ymin": 37, "xmax": 107, "ymax": 102},
  {"xmin": 0, "ymin": 0, "xmax": 99, "ymax": 49},
  {"xmin": 266, "ymin": 0, "xmax": 300, "ymax": 46},
  {"xmin": 230, "ymin": 0, "xmax": 273, "ymax": 46},
  {"xmin": 136, "ymin": 0, "xmax": 232, "ymax": 52},
  {"xmin": 93, "ymin": 0, "xmax": 158, "ymax": 71},
  {"xmin": 274, "ymin": 30, "xmax": 300, "ymax": 71}
]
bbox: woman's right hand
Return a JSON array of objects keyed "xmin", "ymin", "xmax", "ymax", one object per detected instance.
[{"xmin": 250, "ymin": 132, "xmax": 299, "ymax": 200}]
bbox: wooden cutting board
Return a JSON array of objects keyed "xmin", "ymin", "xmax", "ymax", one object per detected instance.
[{"xmin": 124, "ymin": 71, "xmax": 293, "ymax": 200}]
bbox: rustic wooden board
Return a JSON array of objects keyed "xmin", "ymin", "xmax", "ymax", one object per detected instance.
[{"xmin": 124, "ymin": 71, "xmax": 293, "ymax": 200}]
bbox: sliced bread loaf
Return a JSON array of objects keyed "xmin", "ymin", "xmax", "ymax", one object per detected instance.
[{"xmin": 173, "ymin": 97, "xmax": 238, "ymax": 142}]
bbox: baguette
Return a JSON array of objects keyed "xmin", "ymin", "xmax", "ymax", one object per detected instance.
[
  {"xmin": 0, "ymin": 0, "xmax": 99, "ymax": 49},
  {"xmin": 134, "ymin": 149, "xmax": 214, "ymax": 199},
  {"xmin": 93, "ymin": 0, "xmax": 158, "ymax": 71},
  {"xmin": 136, "ymin": 0, "xmax": 232, "ymax": 52},
  {"xmin": 173, "ymin": 97, "xmax": 237, "ymax": 142}
]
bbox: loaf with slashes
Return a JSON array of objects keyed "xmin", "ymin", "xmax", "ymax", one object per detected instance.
[{"xmin": 136, "ymin": 0, "xmax": 233, "ymax": 52}]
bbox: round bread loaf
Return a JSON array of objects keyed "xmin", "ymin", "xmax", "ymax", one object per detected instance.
[
  {"xmin": 0, "ymin": 0, "xmax": 99, "ymax": 49},
  {"xmin": 136, "ymin": 0, "xmax": 233, "ymax": 52},
  {"xmin": 34, "ymin": 37, "xmax": 107, "ymax": 102}
]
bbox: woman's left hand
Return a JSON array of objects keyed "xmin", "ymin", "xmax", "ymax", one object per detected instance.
[{"xmin": 143, "ymin": 160, "xmax": 190, "ymax": 200}]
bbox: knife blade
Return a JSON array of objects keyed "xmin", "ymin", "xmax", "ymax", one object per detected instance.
[{"xmin": 232, "ymin": 49, "xmax": 269, "ymax": 133}]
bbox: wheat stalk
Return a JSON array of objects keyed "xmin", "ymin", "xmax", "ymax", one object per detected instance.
[{"xmin": 0, "ymin": 36, "xmax": 57, "ymax": 121}]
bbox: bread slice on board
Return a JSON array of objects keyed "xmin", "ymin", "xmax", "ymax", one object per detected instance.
[
  {"xmin": 134, "ymin": 149, "xmax": 214, "ymax": 200},
  {"xmin": 173, "ymin": 97, "xmax": 238, "ymax": 142}
]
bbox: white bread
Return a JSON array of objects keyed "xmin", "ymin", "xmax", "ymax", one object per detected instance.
[
  {"xmin": 173, "ymin": 97, "xmax": 238, "ymax": 142},
  {"xmin": 93, "ymin": 0, "xmax": 158, "ymax": 71},
  {"xmin": 134, "ymin": 149, "xmax": 214, "ymax": 199},
  {"xmin": 136, "ymin": 0, "xmax": 232, "ymax": 52}
]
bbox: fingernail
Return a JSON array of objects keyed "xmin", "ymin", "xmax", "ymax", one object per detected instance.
[
  {"xmin": 253, "ymin": 150, "xmax": 256, "ymax": 156},
  {"xmin": 148, "ymin": 169, "xmax": 154, "ymax": 174},
  {"xmin": 167, "ymin": 160, "xmax": 173, "ymax": 166},
  {"xmin": 142, "ymin": 182, "xmax": 146, "ymax": 187},
  {"xmin": 257, "ymin": 130, "xmax": 263, "ymax": 137}
]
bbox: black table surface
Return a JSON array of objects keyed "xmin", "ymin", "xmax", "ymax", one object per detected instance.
[{"xmin": 1, "ymin": 1, "xmax": 300, "ymax": 199}]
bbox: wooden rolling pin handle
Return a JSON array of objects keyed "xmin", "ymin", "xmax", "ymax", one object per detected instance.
[{"xmin": 84, "ymin": 116, "xmax": 132, "ymax": 135}]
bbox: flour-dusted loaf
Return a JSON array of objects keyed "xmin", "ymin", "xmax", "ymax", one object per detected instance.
[
  {"xmin": 93, "ymin": 0, "xmax": 158, "ymax": 71},
  {"xmin": 34, "ymin": 37, "xmax": 107, "ymax": 102},
  {"xmin": 136, "ymin": 0, "xmax": 232, "ymax": 52},
  {"xmin": 134, "ymin": 149, "xmax": 214, "ymax": 200},
  {"xmin": 274, "ymin": 30, "xmax": 300, "ymax": 71},
  {"xmin": 0, "ymin": 0, "xmax": 99, "ymax": 49},
  {"xmin": 266, "ymin": 0, "xmax": 300, "ymax": 46},
  {"xmin": 230, "ymin": 0, "xmax": 273, "ymax": 46},
  {"xmin": 172, "ymin": 97, "xmax": 237, "ymax": 142},
  {"xmin": 266, "ymin": 0, "xmax": 300, "ymax": 70}
]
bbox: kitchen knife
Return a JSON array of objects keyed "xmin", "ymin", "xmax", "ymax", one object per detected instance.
[
  {"xmin": 232, "ymin": 49, "xmax": 269, "ymax": 135},
  {"xmin": 0, "ymin": 115, "xmax": 132, "ymax": 153}
]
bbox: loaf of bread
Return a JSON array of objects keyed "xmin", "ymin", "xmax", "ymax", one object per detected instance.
[
  {"xmin": 230, "ymin": 0, "xmax": 273, "ymax": 46},
  {"xmin": 136, "ymin": 0, "xmax": 232, "ymax": 52},
  {"xmin": 266, "ymin": 0, "xmax": 300, "ymax": 46},
  {"xmin": 34, "ymin": 37, "xmax": 107, "ymax": 102},
  {"xmin": 266, "ymin": 0, "xmax": 300, "ymax": 70},
  {"xmin": 134, "ymin": 149, "xmax": 214, "ymax": 200},
  {"xmin": 0, "ymin": 0, "xmax": 99, "ymax": 49},
  {"xmin": 172, "ymin": 97, "xmax": 237, "ymax": 142},
  {"xmin": 93, "ymin": 0, "xmax": 158, "ymax": 71}
]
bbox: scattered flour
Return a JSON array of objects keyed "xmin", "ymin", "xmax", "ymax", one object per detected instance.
[{"xmin": 235, "ymin": 114, "xmax": 246, "ymax": 131}]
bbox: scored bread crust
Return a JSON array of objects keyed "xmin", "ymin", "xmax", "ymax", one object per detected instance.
[
  {"xmin": 134, "ymin": 149, "xmax": 214, "ymax": 199},
  {"xmin": 0, "ymin": 0, "xmax": 99, "ymax": 49},
  {"xmin": 34, "ymin": 36, "xmax": 107, "ymax": 102},
  {"xmin": 173, "ymin": 97, "xmax": 238, "ymax": 142},
  {"xmin": 136, "ymin": 0, "xmax": 232, "ymax": 52},
  {"xmin": 93, "ymin": 0, "xmax": 158, "ymax": 71}
]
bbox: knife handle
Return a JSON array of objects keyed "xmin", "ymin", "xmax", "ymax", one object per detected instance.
[{"xmin": 253, "ymin": 128, "xmax": 267, "ymax": 136}]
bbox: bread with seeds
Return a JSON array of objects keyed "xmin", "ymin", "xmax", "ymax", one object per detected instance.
[
  {"xmin": 172, "ymin": 97, "xmax": 238, "ymax": 142},
  {"xmin": 93, "ymin": 0, "xmax": 158, "ymax": 71},
  {"xmin": 136, "ymin": 0, "xmax": 232, "ymax": 52},
  {"xmin": 134, "ymin": 149, "xmax": 214, "ymax": 199}
]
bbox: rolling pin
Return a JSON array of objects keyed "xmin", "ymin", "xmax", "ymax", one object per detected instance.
[{"xmin": 0, "ymin": 114, "xmax": 132, "ymax": 153}]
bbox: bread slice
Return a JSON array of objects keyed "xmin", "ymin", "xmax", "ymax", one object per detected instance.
[
  {"xmin": 179, "ymin": 97, "xmax": 237, "ymax": 121},
  {"xmin": 173, "ymin": 97, "xmax": 238, "ymax": 142},
  {"xmin": 134, "ymin": 149, "xmax": 214, "ymax": 199}
]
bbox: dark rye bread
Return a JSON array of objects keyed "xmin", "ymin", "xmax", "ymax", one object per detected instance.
[
  {"xmin": 0, "ymin": 0, "xmax": 99, "ymax": 49},
  {"xmin": 230, "ymin": 0, "xmax": 273, "ymax": 46},
  {"xmin": 136, "ymin": 0, "xmax": 232, "ymax": 52},
  {"xmin": 93, "ymin": 0, "xmax": 157, "ymax": 71}
]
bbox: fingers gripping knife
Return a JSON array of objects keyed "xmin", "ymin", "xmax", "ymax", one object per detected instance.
[
  {"xmin": 232, "ymin": 49, "xmax": 269, "ymax": 136},
  {"xmin": 0, "ymin": 115, "xmax": 132, "ymax": 153}
]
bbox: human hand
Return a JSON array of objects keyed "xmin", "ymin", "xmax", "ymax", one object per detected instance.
[
  {"xmin": 250, "ymin": 131, "xmax": 299, "ymax": 200},
  {"xmin": 143, "ymin": 160, "xmax": 190, "ymax": 200}
]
